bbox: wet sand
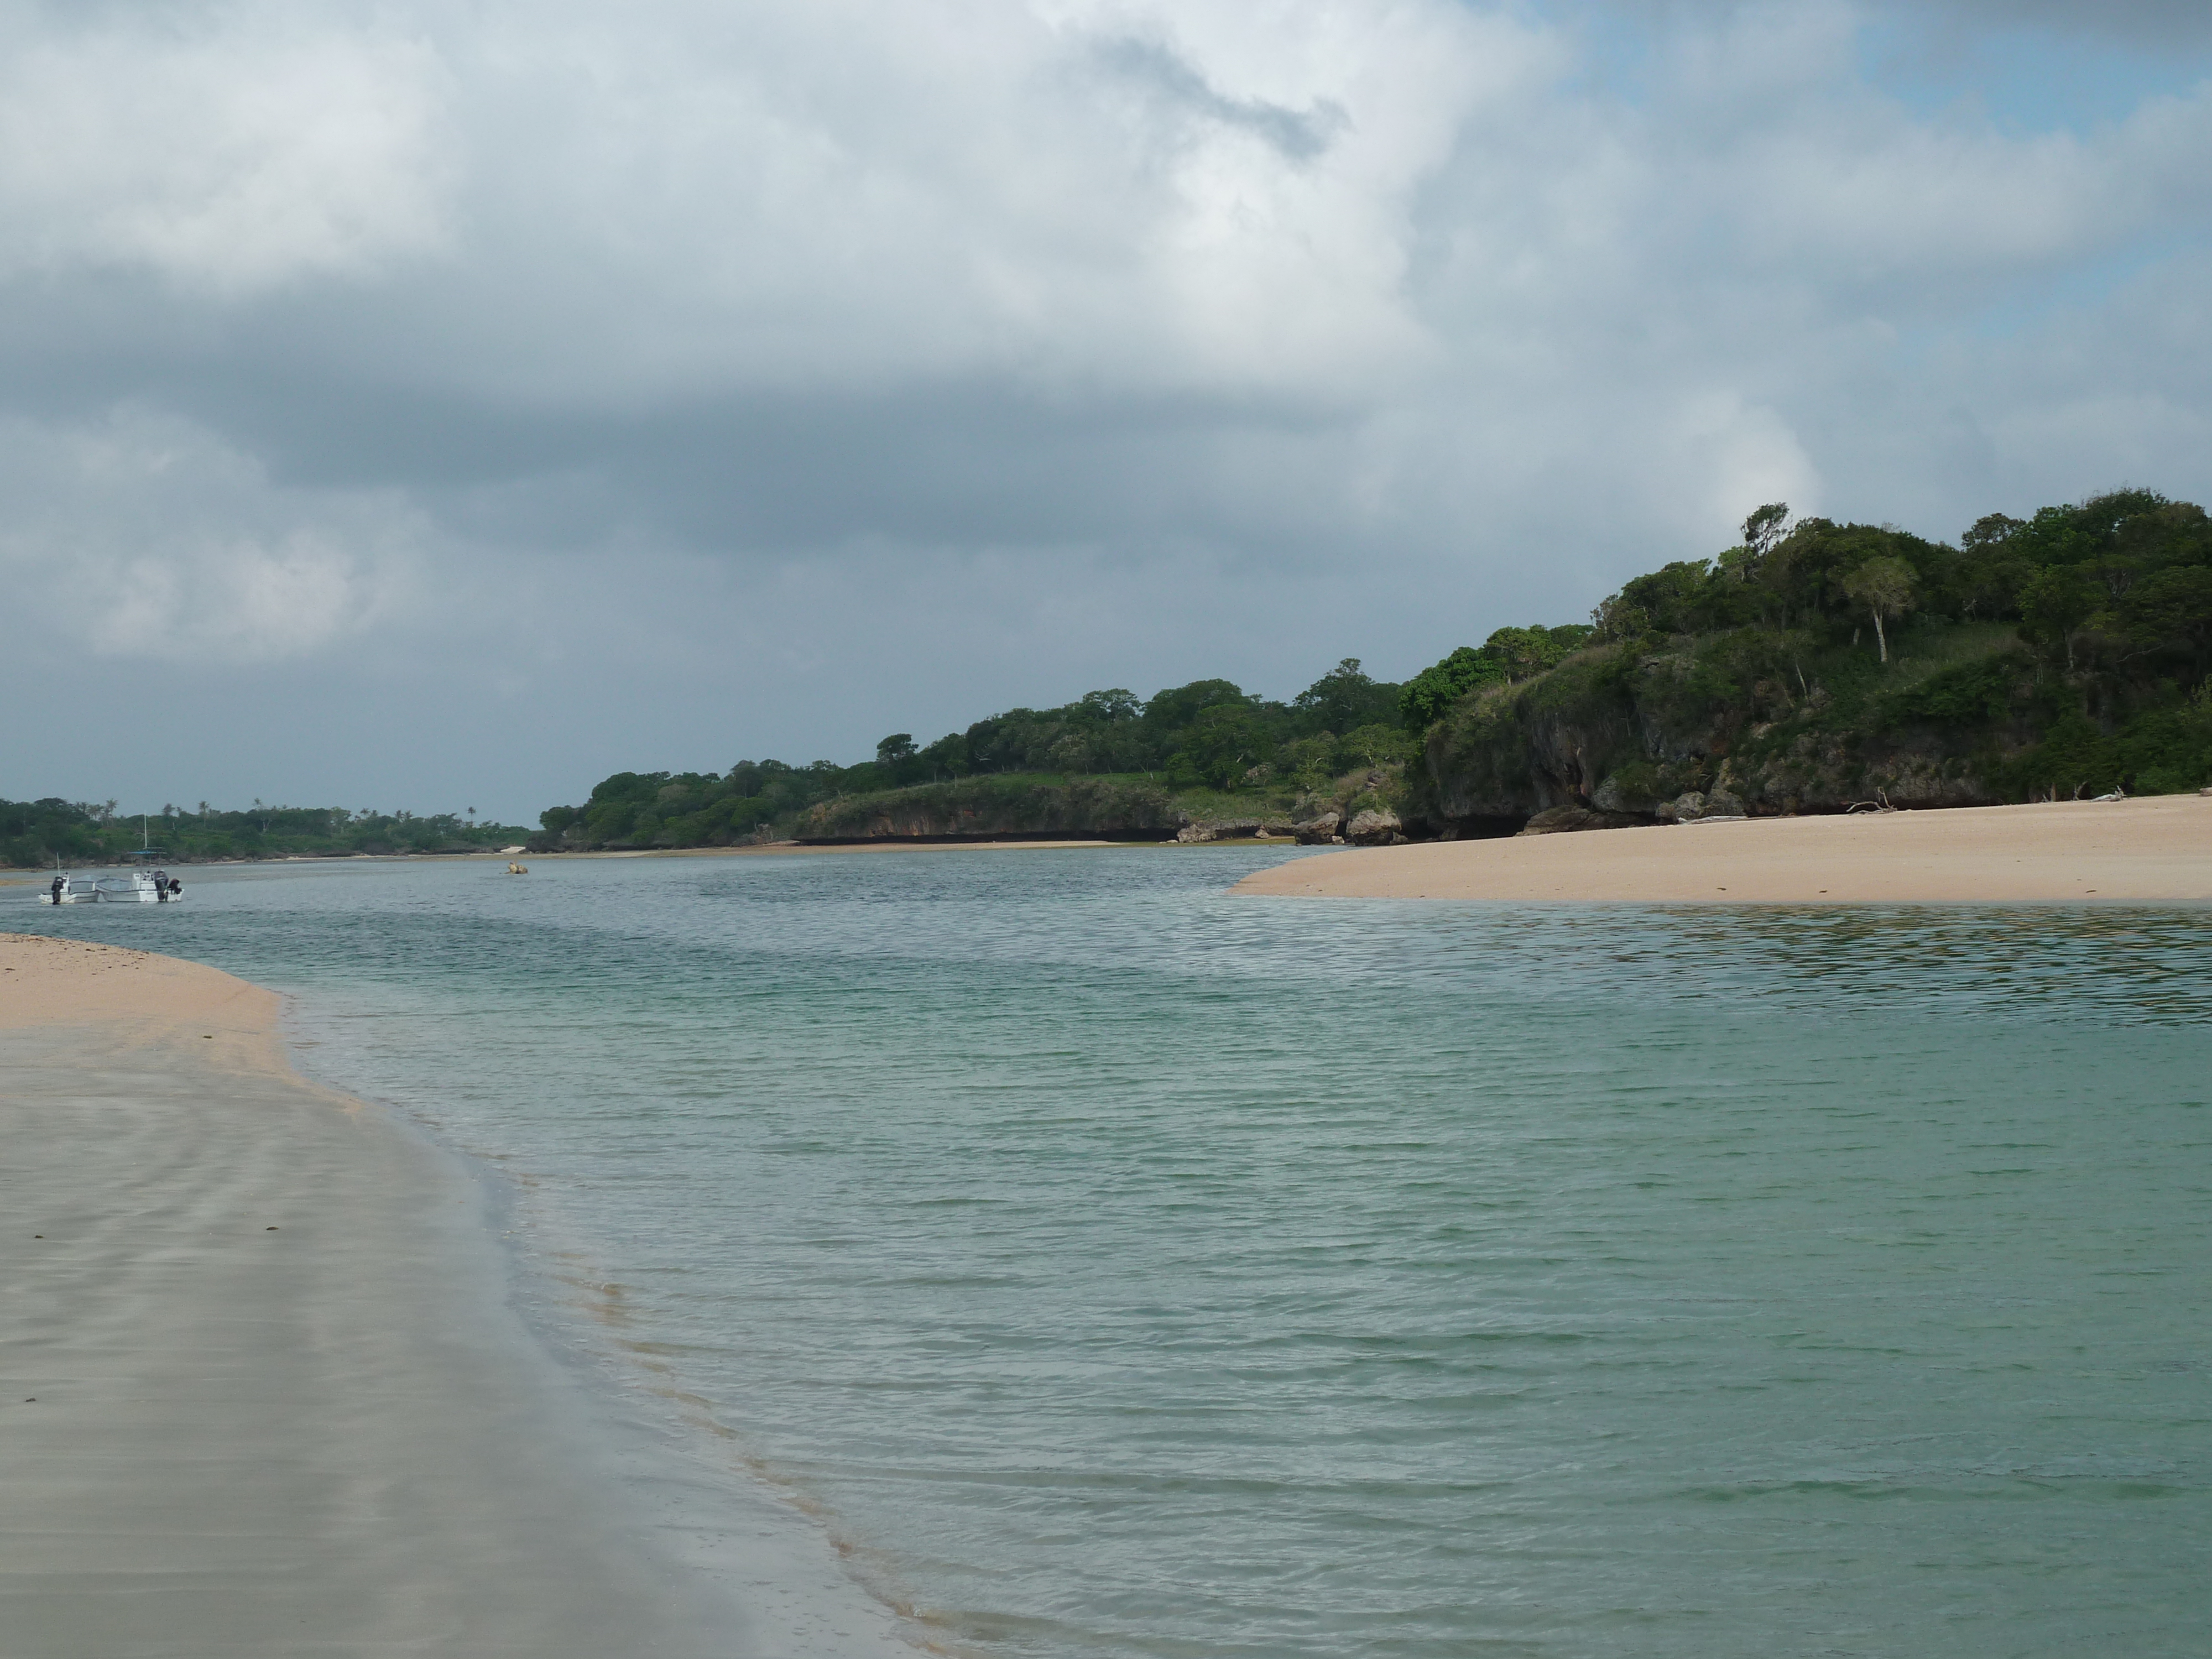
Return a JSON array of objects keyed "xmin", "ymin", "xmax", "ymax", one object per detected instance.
[
  {"xmin": 0, "ymin": 934, "xmax": 912, "ymax": 1658},
  {"xmin": 1234, "ymin": 795, "xmax": 2212, "ymax": 903}
]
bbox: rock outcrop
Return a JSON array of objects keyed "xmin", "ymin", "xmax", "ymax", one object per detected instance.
[
  {"xmin": 1516, "ymin": 806, "xmax": 1645, "ymax": 835},
  {"xmin": 1345, "ymin": 808, "xmax": 1405, "ymax": 845},
  {"xmin": 1176, "ymin": 818, "xmax": 1256, "ymax": 843},
  {"xmin": 1653, "ymin": 790, "xmax": 1747, "ymax": 823},
  {"xmin": 1419, "ymin": 635, "xmax": 2042, "ymax": 833}
]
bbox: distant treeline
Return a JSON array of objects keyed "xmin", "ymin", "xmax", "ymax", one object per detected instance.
[
  {"xmin": 0, "ymin": 800, "xmax": 530, "ymax": 868},
  {"xmin": 27, "ymin": 491, "xmax": 2200, "ymax": 868},
  {"xmin": 537, "ymin": 658, "xmax": 1439, "ymax": 851}
]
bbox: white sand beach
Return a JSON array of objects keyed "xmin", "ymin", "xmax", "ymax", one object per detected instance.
[
  {"xmin": 1233, "ymin": 794, "xmax": 2212, "ymax": 902},
  {"xmin": 0, "ymin": 934, "xmax": 912, "ymax": 1658}
]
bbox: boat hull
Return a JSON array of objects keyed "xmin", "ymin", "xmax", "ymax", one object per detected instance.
[{"xmin": 41, "ymin": 875, "xmax": 182, "ymax": 904}]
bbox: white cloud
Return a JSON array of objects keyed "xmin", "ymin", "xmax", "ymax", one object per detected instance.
[
  {"xmin": 280, "ymin": 0, "xmax": 1526, "ymax": 408},
  {"xmin": 0, "ymin": 0, "xmax": 2205, "ymax": 810},
  {"xmin": 0, "ymin": 1, "xmax": 449, "ymax": 291},
  {"xmin": 87, "ymin": 531, "xmax": 389, "ymax": 663},
  {"xmin": 0, "ymin": 408, "xmax": 420, "ymax": 662}
]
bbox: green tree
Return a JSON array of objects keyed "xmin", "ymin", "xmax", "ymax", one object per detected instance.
[
  {"xmin": 1593, "ymin": 561, "xmax": 1715, "ymax": 637},
  {"xmin": 1143, "ymin": 679, "xmax": 1251, "ymax": 742},
  {"xmin": 2115, "ymin": 566, "xmax": 2212, "ymax": 670},
  {"xmin": 1399, "ymin": 646, "xmax": 1506, "ymax": 731},
  {"xmin": 1167, "ymin": 704, "xmax": 1275, "ymax": 789},
  {"xmin": 1743, "ymin": 502, "xmax": 1791, "ymax": 556},
  {"xmin": 1077, "ymin": 688, "xmax": 1141, "ymax": 723},
  {"xmin": 1961, "ymin": 513, "xmax": 2023, "ymax": 552},
  {"xmin": 917, "ymin": 732, "xmax": 971, "ymax": 779},
  {"xmin": 1843, "ymin": 556, "xmax": 1916, "ymax": 663},
  {"xmin": 2019, "ymin": 566, "xmax": 2098, "ymax": 670},
  {"xmin": 1339, "ymin": 723, "xmax": 1415, "ymax": 769},
  {"xmin": 1291, "ymin": 658, "xmax": 1398, "ymax": 735},
  {"xmin": 1957, "ymin": 513, "xmax": 2028, "ymax": 618},
  {"xmin": 1399, "ymin": 626, "xmax": 1593, "ymax": 731}
]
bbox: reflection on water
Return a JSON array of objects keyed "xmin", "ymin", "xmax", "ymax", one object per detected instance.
[{"xmin": 23, "ymin": 853, "xmax": 2212, "ymax": 1658}]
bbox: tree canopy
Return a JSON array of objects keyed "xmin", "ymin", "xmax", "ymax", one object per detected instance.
[
  {"xmin": 531, "ymin": 654, "xmax": 1441, "ymax": 849},
  {"xmin": 1, "ymin": 800, "xmax": 529, "ymax": 868},
  {"xmin": 1398, "ymin": 625, "xmax": 1596, "ymax": 732}
]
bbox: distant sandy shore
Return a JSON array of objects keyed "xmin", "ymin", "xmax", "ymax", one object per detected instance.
[
  {"xmin": 0, "ymin": 840, "xmax": 1235, "ymax": 888},
  {"xmin": 0, "ymin": 840, "xmax": 1126, "ymax": 878},
  {"xmin": 1233, "ymin": 795, "xmax": 2212, "ymax": 903},
  {"xmin": 0, "ymin": 934, "xmax": 910, "ymax": 1658},
  {"xmin": 645, "ymin": 837, "xmax": 1124, "ymax": 855}
]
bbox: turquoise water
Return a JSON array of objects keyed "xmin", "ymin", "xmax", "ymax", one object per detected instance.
[{"xmin": 20, "ymin": 852, "xmax": 2212, "ymax": 1658}]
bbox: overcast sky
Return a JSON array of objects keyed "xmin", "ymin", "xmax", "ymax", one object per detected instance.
[{"xmin": 4, "ymin": 0, "xmax": 2208, "ymax": 822}]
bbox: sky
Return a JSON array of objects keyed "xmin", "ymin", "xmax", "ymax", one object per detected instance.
[{"xmin": 4, "ymin": 0, "xmax": 2209, "ymax": 823}]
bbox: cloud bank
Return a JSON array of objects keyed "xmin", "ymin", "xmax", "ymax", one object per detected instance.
[{"xmin": 2, "ymin": 0, "xmax": 2206, "ymax": 817}]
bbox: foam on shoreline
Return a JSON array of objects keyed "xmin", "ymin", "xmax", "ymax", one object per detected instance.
[
  {"xmin": 0, "ymin": 934, "xmax": 915, "ymax": 1658},
  {"xmin": 1233, "ymin": 794, "xmax": 2212, "ymax": 902}
]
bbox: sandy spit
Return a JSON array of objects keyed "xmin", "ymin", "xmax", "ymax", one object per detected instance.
[
  {"xmin": 0, "ymin": 935, "xmax": 914, "ymax": 1658},
  {"xmin": 1233, "ymin": 794, "xmax": 2212, "ymax": 903}
]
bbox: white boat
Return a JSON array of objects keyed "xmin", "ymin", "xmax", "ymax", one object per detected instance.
[
  {"xmin": 46, "ymin": 873, "xmax": 100, "ymax": 904},
  {"xmin": 43, "ymin": 870, "xmax": 183, "ymax": 905}
]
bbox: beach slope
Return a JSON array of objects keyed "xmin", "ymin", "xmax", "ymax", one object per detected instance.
[
  {"xmin": 0, "ymin": 935, "xmax": 909, "ymax": 1658},
  {"xmin": 1233, "ymin": 795, "xmax": 2212, "ymax": 902}
]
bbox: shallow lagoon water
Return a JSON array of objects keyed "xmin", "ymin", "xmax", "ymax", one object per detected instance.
[{"xmin": 20, "ymin": 849, "xmax": 2212, "ymax": 1658}]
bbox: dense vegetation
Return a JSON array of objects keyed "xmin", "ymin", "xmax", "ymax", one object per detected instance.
[
  {"xmin": 0, "ymin": 799, "xmax": 529, "ymax": 868},
  {"xmin": 545, "ymin": 486, "xmax": 2210, "ymax": 852},
  {"xmin": 29, "ymin": 488, "xmax": 2188, "ymax": 867},
  {"xmin": 1416, "ymin": 488, "xmax": 2212, "ymax": 828},
  {"xmin": 1396, "ymin": 625, "xmax": 1597, "ymax": 731},
  {"xmin": 533, "ymin": 658, "xmax": 1421, "ymax": 849}
]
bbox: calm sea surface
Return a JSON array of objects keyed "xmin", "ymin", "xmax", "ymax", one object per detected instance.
[{"xmin": 19, "ymin": 851, "xmax": 2212, "ymax": 1658}]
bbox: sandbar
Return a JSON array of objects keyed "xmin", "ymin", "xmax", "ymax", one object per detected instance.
[
  {"xmin": 1233, "ymin": 794, "xmax": 2212, "ymax": 903},
  {"xmin": 0, "ymin": 933, "xmax": 913, "ymax": 1658}
]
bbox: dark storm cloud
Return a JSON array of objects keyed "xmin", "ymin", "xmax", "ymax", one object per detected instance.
[{"xmin": 1088, "ymin": 36, "xmax": 1351, "ymax": 163}]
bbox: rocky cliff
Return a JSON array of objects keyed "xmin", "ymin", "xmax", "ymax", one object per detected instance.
[{"xmin": 1416, "ymin": 624, "xmax": 2206, "ymax": 832}]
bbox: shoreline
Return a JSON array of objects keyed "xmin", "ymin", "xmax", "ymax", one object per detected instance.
[
  {"xmin": 1232, "ymin": 795, "xmax": 2212, "ymax": 903},
  {"xmin": 0, "ymin": 839, "xmax": 1146, "ymax": 879},
  {"xmin": 0, "ymin": 836, "xmax": 1295, "ymax": 900},
  {"xmin": 0, "ymin": 934, "xmax": 914, "ymax": 1658}
]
